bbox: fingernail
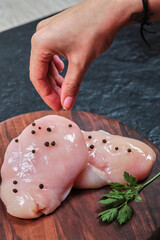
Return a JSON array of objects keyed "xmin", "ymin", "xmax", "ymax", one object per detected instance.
[{"xmin": 63, "ymin": 96, "xmax": 75, "ymax": 110}]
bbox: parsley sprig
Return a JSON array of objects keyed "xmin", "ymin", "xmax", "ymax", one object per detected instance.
[{"xmin": 98, "ymin": 171, "xmax": 160, "ymax": 225}]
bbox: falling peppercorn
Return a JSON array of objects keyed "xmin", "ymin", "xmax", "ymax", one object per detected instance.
[
  {"xmin": 102, "ymin": 139, "xmax": 107, "ymax": 143},
  {"xmin": 39, "ymin": 184, "xmax": 44, "ymax": 189},
  {"xmin": 15, "ymin": 139, "xmax": 18, "ymax": 143},
  {"xmin": 31, "ymin": 130, "xmax": 35, "ymax": 134},
  {"xmin": 127, "ymin": 148, "xmax": 132, "ymax": 153},
  {"xmin": 47, "ymin": 127, "xmax": 51, "ymax": 132},
  {"xmin": 89, "ymin": 144, "xmax": 94, "ymax": 149},
  {"xmin": 13, "ymin": 189, "xmax": 18, "ymax": 193},
  {"xmin": 115, "ymin": 147, "xmax": 119, "ymax": 151},
  {"xmin": 13, "ymin": 180, "xmax": 17, "ymax": 185},
  {"xmin": 44, "ymin": 142, "xmax": 49, "ymax": 147},
  {"xmin": 32, "ymin": 122, "xmax": 36, "ymax": 126},
  {"xmin": 88, "ymin": 135, "xmax": 92, "ymax": 139},
  {"xmin": 51, "ymin": 141, "xmax": 56, "ymax": 146}
]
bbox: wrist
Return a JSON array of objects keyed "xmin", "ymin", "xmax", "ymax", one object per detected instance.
[
  {"xmin": 118, "ymin": 0, "xmax": 160, "ymax": 28},
  {"xmin": 148, "ymin": 0, "xmax": 160, "ymax": 21},
  {"xmin": 87, "ymin": 0, "xmax": 143, "ymax": 35},
  {"xmin": 117, "ymin": 0, "xmax": 143, "ymax": 28}
]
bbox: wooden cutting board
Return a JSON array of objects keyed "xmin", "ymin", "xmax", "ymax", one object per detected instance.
[{"xmin": 0, "ymin": 110, "xmax": 159, "ymax": 240}]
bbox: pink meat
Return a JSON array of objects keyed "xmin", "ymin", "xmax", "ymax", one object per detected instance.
[
  {"xmin": 0, "ymin": 115, "xmax": 88, "ymax": 219},
  {"xmin": 74, "ymin": 130, "xmax": 156, "ymax": 188}
]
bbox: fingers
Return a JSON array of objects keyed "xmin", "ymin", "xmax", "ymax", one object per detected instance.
[
  {"xmin": 30, "ymin": 34, "xmax": 62, "ymax": 111},
  {"xmin": 52, "ymin": 55, "xmax": 64, "ymax": 73},
  {"xmin": 47, "ymin": 73, "xmax": 61, "ymax": 99},
  {"xmin": 61, "ymin": 58, "xmax": 87, "ymax": 110},
  {"xmin": 49, "ymin": 59, "xmax": 64, "ymax": 87}
]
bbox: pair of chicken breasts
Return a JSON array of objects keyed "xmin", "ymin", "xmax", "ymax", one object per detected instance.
[{"xmin": 0, "ymin": 115, "xmax": 156, "ymax": 219}]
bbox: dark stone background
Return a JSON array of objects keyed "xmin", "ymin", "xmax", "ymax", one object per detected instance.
[{"xmin": 0, "ymin": 13, "xmax": 159, "ymax": 148}]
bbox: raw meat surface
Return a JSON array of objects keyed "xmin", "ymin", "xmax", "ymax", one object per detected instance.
[
  {"xmin": 0, "ymin": 115, "xmax": 88, "ymax": 219},
  {"xmin": 74, "ymin": 130, "xmax": 156, "ymax": 188},
  {"xmin": 0, "ymin": 115, "xmax": 156, "ymax": 218}
]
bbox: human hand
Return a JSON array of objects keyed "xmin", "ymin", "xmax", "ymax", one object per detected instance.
[{"xmin": 30, "ymin": 0, "xmax": 143, "ymax": 111}]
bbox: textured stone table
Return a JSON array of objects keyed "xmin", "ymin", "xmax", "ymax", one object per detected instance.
[{"xmin": 0, "ymin": 13, "xmax": 159, "ymax": 149}]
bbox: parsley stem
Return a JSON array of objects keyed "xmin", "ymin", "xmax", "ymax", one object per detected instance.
[
  {"xmin": 139, "ymin": 172, "xmax": 160, "ymax": 191},
  {"xmin": 116, "ymin": 201, "xmax": 128, "ymax": 210}
]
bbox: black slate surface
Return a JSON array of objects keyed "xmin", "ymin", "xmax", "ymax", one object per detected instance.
[{"xmin": 0, "ymin": 13, "xmax": 160, "ymax": 149}]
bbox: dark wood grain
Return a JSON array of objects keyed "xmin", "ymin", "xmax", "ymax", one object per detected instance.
[{"xmin": 0, "ymin": 110, "xmax": 159, "ymax": 240}]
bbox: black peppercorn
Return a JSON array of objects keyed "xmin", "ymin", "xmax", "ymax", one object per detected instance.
[
  {"xmin": 51, "ymin": 141, "xmax": 56, "ymax": 146},
  {"xmin": 15, "ymin": 139, "xmax": 18, "ymax": 143},
  {"xmin": 13, "ymin": 189, "xmax": 18, "ymax": 193},
  {"xmin": 44, "ymin": 142, "xmax": 49, "ymax": 147},
  {"xmin": 31, "ymin": 130, "xmax": 35, "ymax": 134},
  {"xmin": 32, "ymin": 150, "xmax": 35, "ymax": 153},
  {"xmin": 88, "ymin": 135, "xmax": 92, "ymax": 139},
  {"xmin": 89, "ymin": 144, "xmax": 94, "ymax": 149},
  {"xmin": 68, "ymin": 124, "xmax": 72, "ymax": 127},
  {"xmin": 38, "ymin": 127, "xmax": 41, "ymax": 130},
  {"xmin": 13, "ymin": 180, "xmax": 17, "ymax": 185},
  {"xmin": 47, "ymin": 127, "xmax": 51, "ymax": 132},
  {"xmin": 115, "ymin": 147, "xmax": 119, "ymax": 151},
  {"xmin": 32, "ymin": 122, "xmax": 36, "ymax": 126},
  {"xmin": 102, "ymin": 139, "xmax": 107, "ymax": 143},
  {"xmin": 127, "ymin": 148, "xmax": 132, "ymax": 153},
  {"xmin": 39, "ymin": 184, "xmax": 44, "ymax": 189}
]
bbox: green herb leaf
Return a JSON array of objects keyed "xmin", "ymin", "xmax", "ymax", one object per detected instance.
[
  {"xmin": 98, "ymin": 171, "xmax": 160, "ymax": 225},
  {"xmin": 99, "ymin": 208, "xmax": 118, "ymax": 223},
  {"xmin": 123, "ymin": 171, "xmax": 137, "ymax": 186},
  {"xmin": 134, "ymin": 194, "xmax": 142, "ymax": 202},
  {"xmin": 117, "ymin": 204, "xmax": 132, "ymax": 225},
  {"xmin": 109, "ymin": 182, "xmax": 127, "ymax": 190},
  {"xmin": 99, "ymin": 198, "xmax": 119, "ymax": 206},
  {"xmin": 124, "ymin": 189, "xmax": 135, "ymax": 201},
  {"xmin": 102, "ymin": 190, "xmax": 124, "ymax": 200}
]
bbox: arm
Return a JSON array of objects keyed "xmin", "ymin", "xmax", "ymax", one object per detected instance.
[
  {"xmin": 30, "ymin": 0, "xmax": 160, "ymax": 111},
  {"xmin": 123, "ymin": 0, "xmax": 160, "ymax": 25}
]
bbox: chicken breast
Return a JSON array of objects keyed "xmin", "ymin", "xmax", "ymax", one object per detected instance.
[
  {"xmin": 74, "ymin": 130, "xmax": 156, "ymax": 188},
  {"xmin": 0, "ymin": 115, "xmax": 88, "ymax": 219},
  {"xmin": 0, "ymin": 115, "xmax": 156, "ymax": 219}
]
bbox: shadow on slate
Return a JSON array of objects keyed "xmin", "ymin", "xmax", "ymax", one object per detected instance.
[{"xmin": 0, "ymin": 11, "xmax": 160, "ymax": 149}]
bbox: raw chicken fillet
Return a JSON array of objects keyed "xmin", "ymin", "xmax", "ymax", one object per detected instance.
[
  {"xmin": 74, "ymin": 130, "xmax": 156, "ymax": 188},
  {"xmin": 0, "ymin": 115, "xmax": 88, "ymax": 218}
]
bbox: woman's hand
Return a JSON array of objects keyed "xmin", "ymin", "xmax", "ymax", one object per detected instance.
[{"xmin": 30, "ymin": 0, "xmax": 143, "ymax": 111}]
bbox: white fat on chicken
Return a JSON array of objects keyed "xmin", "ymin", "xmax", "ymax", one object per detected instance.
[
  {"xmin": 74, "ymin": 130, "xmax": 156, "ymax": 188},
  {"xmin": 0, "ymin": 115, "xmax": 88, "ymax": 219}
]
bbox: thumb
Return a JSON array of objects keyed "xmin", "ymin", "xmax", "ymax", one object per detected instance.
[{"xmin": 61, "ymin": 59, "xmax": 86, "ymax": 110}]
